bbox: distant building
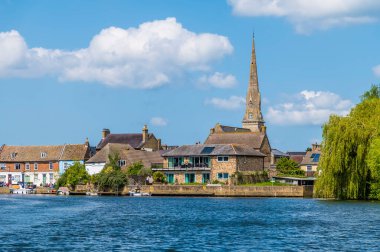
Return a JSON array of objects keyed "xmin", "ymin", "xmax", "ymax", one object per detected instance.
[
  {"xmin": 58, "ymin": 140, "xmax": 91, "ymax": 174},
  {"xmin": 286, "ymin": 151, "xmax": 307, "ymax": 165},
  {"xmin": 0, "ymin": 142, "xmax": 90, "ymax": 186},
  {"xmin": 270, "ymin": 149, "xmax": 290, "ymax": 167},
  {"xmin": 155, "ymin": 144, "xmax": 266, "ymax": 184},
  {"xmin": 85, "ymin": 143, "xmax": 163, "ymax": 175},
  {"xmin": 96, "ymin": 125, "xmax": 163, "ymax": 152},
  {"xmin": 300, "ymin": 143, "xmax": 321, "ymax": 177},
  {"xmin": 204, "ymin": 36, "xmax": 271, "ymax": 169}
]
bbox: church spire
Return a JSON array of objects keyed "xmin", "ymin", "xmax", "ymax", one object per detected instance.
[{"xmin": 242, "ymin": 34, "xmax": 265, "ymax": 133}]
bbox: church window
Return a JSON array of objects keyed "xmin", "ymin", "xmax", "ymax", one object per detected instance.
[{"xmin": 249, "ymin": 113, "xmax": 253, "ymax": 119}]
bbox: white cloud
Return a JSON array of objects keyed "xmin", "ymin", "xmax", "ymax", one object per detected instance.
[
  {"xmin": 266, "ymin": 90, "xmax": 353, "ymax": 125},
  {"xmin": 205, "ymin": 96, "xmax": 245, "ymax": 110},
  {"xmin": 150, "ymin": 117, "xmax": 168, "ymax": 127},
  {"xmin": 199, "ymin": 72, "xmax": 237, "ymax": 88},
  {"xmin": 373, "ymin": 65, "xmax": 380, "ymax": 77},
  {"xmin": 228, "ymin": 0, "xmax": 380, "ymax": 34},
  {"xmin": 0, "ymin": 18, "xmax": 233, "ymax": 88}
]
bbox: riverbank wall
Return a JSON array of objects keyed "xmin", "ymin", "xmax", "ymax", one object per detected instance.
[{"xmin": 122, "ymin": 185, "xmax": 314, "ymax": 197}]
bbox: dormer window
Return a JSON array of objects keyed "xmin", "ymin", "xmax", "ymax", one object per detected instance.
[
  {"xmin": 10, "ymin": 152, "xmax": 16, "ymax": 159},
  {"xmin": 41, "ymin": 152, "xmax": 47, "ymax": 158}
]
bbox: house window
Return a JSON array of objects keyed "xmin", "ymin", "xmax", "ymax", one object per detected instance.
[
  {"xmin": 217, "ymin": 173, "xmax": 229, "ymax": 179},
  {"xmin": 49, "ymin": 173, "xmax": 54, "ymax": 183},
  {"xmin": 34, "ymin": 173, "xmax": 38, "ymax": 183},
  {"xmin": 25, "ymin": 163, "xmax": 30, "ymax": 170},
  {"xmin": 118, "ymin": 160, "xmax": 126, "ymax": 167},
  {"xmin": 0, "ymin": 163, "xmax": 5, "ymax": 170},
  {"xmin": 34, "ymin": 163, "xmax": 38, "ymax": 171},
  {"xmin": 307, "ymin": 165, "xmax": 312, "ymax": 171},
  {"xmin": 41, "ymin": 152, "xmax": 47, "ymax": 158},
  {"xmin": 15, "ymin": 163, "xmax": 21, "ymax": 170},
  {"xmin": 49, "ymin": 162, "xmax": 53, "ymax": 170},
  {"xmin": 185, "ymin": 173, "xmax": 195, "ymax": 183},
  {"xmin": 217, "ymin": 156, "xmax": 229, "ymax": 162}
]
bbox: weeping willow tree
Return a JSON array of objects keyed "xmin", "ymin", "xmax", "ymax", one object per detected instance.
[{"xmin": 315, "ymin": 85, "xmax": 380, "ymax": 199}]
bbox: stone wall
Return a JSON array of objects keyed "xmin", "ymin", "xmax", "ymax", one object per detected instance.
[
  {"xmin": 260, "ymin": 135, "xmax": 271, "ymax": 169},
  {"xmin": 123, "ymin": 184, "xmax": 313, "ymax": 197},
  {"xmin": 236, "ymin": 156, "xmax": 264, "ymax": 172},
  {"xmin": 0, "ymin": 187, "xmax": 10, "ymax": 194},
  {"xmin": 210, "ymin": 156, "xmax": 237, "ymax": 182}
]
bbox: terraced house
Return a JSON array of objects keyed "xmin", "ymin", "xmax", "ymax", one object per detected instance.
[
  {"xmin": 0, "ymin": 143, "xmax": 90, "ymax": 186},
  {"xmin": 157, "ymin": 144, "xmax": 266, "ymax": 184}
]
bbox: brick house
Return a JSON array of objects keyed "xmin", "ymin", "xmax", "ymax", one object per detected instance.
[
  {"xmin": 155, "ymin": 144, "xmax": 266, "ymax": 184},
  {"xmin": 0, "ymin": 143, "xmax": 90, "ymax": 186},
  {"xmin": 300, "ymin": 143, "xmax": 321, "ymax": 177}
]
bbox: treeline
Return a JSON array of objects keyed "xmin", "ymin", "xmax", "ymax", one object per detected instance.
[{"xmin": 315, "ymin": 85, "xmax": 380, "ymax": 200}]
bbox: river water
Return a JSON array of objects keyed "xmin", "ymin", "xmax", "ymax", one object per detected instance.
[{"xmin": 0, "ymin": 195, "xmax": 379, "ymax": 251}]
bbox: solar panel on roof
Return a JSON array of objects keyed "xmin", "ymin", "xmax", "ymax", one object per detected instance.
[
  {"xmin": 310, "ymin": 153, "xmax": 316, "ymax": 158},
  {"xmin": 312, "ymin": 154, "xmax": 320, "ymax": 162},
  {"xmin": 201, "ymin": 147, "xmax": 215, "ymax": 154}
]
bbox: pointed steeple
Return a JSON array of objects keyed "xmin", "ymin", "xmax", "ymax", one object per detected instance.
[{"xmin": 242, "ymin": 34, "xmax": 265, "ymax": 133}]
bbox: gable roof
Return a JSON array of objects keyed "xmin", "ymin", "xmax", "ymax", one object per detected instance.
[
  {"xmin": 96, "ymin": 133, "xmax": 154, "ymax": 150},
  {"xmin": 87, "ymin": 143, "xmax": 163, "ymax": 168},
  {"xmin": 162, "ymin": 144, "xmax": 266, "ymax": 157},
  {"xmin": 301, "ymin": 150, "xmax": 321, "ymax": 165},
  {"xmin": 0, "ymin": 145, "xmax": 65, "ymax": 162},
  {"xmin": 272, "ymin": 149, "xmax": 290, "ymax": 157},
  {"xmin": 60, "ymin": 144, "xmax": 90, "ymax": 161},
  {"xmin": 205, "ymin": 132, "xmax": 266, "ymax": 149}
]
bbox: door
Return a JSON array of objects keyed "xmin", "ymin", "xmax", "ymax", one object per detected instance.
[
  {"xmin": 185, "ymin": 173, "xmax": 195, "ymax": 183},
  {"xmin": 42, "ymin": 174, "xmax": 47, "ymax": 185},
  {"xmin": 166, "ymin": 173, "xmax": 174, "ymax": 184},
  {"xmin": 202, "ymin": 173, "xmax": 210, "ymax": 184}
]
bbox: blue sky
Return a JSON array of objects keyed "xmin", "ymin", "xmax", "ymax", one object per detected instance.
[{"xmin": 0, "ymin": 0, "xmax": 379, "ymax": 151}]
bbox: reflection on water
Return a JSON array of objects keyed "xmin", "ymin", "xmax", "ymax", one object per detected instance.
[{"xmin": 0, "ymin": 195, "xmax": 379, "ymax": 251}]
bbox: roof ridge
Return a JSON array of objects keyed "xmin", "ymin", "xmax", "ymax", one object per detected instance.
[
  {"xmin": 230, "ymin": 144, "xmax": 237, "ymax": 155},
  {"xmin": 59, "ymin": 144, "xmax": 67, "ymax": 160}
]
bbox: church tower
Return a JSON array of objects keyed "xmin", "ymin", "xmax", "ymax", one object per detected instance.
[{"xmin": 242, "ymin": 35, "xmax": 265, "ymax": 133}]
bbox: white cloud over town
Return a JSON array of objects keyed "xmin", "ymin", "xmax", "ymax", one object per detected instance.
[
  {"xmin": 199, "ymin": 72, "xmax": 237, "ymax": 88},
  {"xmin": 205, "ymin": 96, "xmax": 245, "ymax": 110},
  {"xmin": 266, "ymin": 90, "xmax": 353, "ymax": 125},
  {"xmin": 373, "ymin": 65, "xmax": 380, "ymax": 77},
  {"xmin": 0, "ymin": 18, "xmax": 233, "ymax": 88},
  {"xmin": 228, "ymin": 0, "xmax": 380, "ymax": 34},
  {"xmin": 150, "ymin": 117, "xmax": 168, "ymax": 127}
]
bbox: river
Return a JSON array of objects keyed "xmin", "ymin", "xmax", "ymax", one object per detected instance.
[{"xmin": 0, "ymin": 195, "xmax": 379, "ymax": 251}]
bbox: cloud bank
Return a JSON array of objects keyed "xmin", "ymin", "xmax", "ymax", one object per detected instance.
[
  {"xmin": 266, "ymin": 90, "xmax": 353, "ymax": 125},
  {"xmin": 150, "ymin": 117, "xmax": 168, "ymax": 127},
  {"xmin": 228, "ymin": 0, "xmax": 380, "ymax": 34},
  {"xmin": 199, "ymin": 72, "xmax": 237, "ymax": 88},
  {"xmin": 0, "ymin": 18, "xmax": 233, "ymax": 88}
]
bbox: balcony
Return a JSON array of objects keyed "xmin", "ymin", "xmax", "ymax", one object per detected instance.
[{"xmin": 152, "ymin": 163, "xmax": 211, "ymax": 171}]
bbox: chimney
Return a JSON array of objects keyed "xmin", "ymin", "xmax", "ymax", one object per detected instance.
[
  {"xmin": 142, "ymin": 125, "xmax": 148, "ymax": 143},
  {"xmin": 312, "ymin": 142, "xmax": 320, "ymax": 151},
  {"xmin": 157, "ymin": 138, "xmax": 162, "ymax": 150},
  {"xmin": 210, "ymin": 128, "xmax": 215, "ymax": 134},
  {"xmin": 85, "ymin": 137, "xmax": 90, "ymax": 146},
  {"xmin": 102, "ymin": 128, "xmax": 110, "ymax": 139}
]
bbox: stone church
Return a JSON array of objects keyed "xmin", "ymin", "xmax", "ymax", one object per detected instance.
[{"xmin": 204, "ymin": 36, "xmax": 272, "ymax": 169}]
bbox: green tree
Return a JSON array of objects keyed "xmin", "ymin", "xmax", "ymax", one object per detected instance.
[
  {"xmin": 276, "ymin": 157, "xmax": 304, "ymax": 176},
  {"xmin": 56, "ymin": 162, "xmax": 90, "ymax": 190},
  {"xmin": 93, "ymin": 152, "xmax": 129, "ymax": 193},
  {"xmin": 153, "ymin": 171, "xmax": 166, "ymax": 183},
  {"xmin": 315, "ymin": 85, "xmax": 380, "ymax": 199}
]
